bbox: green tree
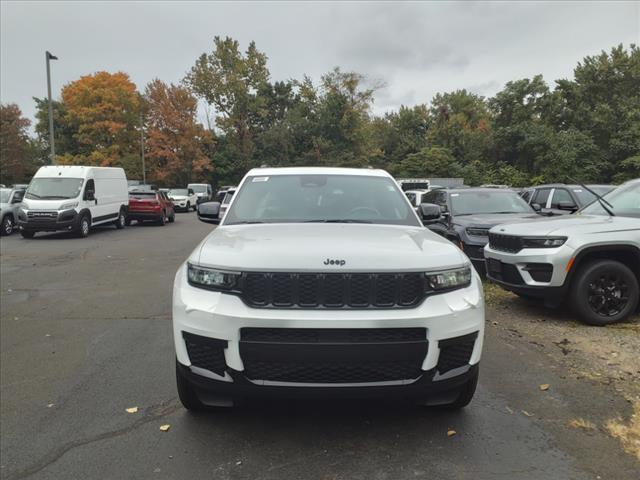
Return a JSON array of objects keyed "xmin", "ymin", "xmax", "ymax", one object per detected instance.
[
  {"xmin": 397, "ymin": 146, "xmax": 463, "ymax": 178},
  {"xmin": 185, "ymin": 36, "xmax": 270, "ymax": 173},
  {"xmin": 0, "ymin": 103, "xmax": 37, "ymax": 185}
]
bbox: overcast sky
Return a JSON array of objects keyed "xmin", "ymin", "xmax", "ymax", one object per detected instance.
[{"xmin": 1, "ymin": 0, "xmax": 638, "ymax": 129}]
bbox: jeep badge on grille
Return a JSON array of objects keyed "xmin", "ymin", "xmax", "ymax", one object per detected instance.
[{"xmin": 324, "ymin": 259, "xmax": 346, "ymax": 266}]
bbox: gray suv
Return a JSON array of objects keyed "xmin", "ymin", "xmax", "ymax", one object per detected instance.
[
  {"xmin": 0, "ymin": 188, "xmax": 25, "ymax": 236},
  {"xmin": 484, "ymin": 179, "xmax": 640, "ymax": 325}
]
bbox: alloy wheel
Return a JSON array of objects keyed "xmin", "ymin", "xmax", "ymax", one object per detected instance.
[{"xmin": 587, "ymin": 273, "xmax": 629, "ymax": 317}]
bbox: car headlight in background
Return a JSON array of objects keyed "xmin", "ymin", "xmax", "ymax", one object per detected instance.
[
  {"xmin": 187, "ymin": 263, "xmax": 240, "ymax": 290},
  {"xmin": 60, "ymin": 201, "xmax": 79, "ymax": 210},
  {"xmin": 466, "ymin": 227, "xmax": 490, "ymax": 237},
  {"xmin": 425, "ymin": 266, "xmax": 472, "ymax": 291},
  {"xmin": 521, "ymin": 237, "xmax": 567, "ymax": 248}
]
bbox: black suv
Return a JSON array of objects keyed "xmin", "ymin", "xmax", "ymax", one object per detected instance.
[
  {"xmin": 421, "ymin": 188, "xmax": 539, "ymax": 275},
  {"xmin": 521, "ymin": 184, "xmax": 614, "ymax": 216}
]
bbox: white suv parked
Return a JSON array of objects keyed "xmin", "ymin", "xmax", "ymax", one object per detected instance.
[
  {"xmin": 173, "ymin": 167, "xmax": 484, "ymax": 410},
  {"xmin": 485, "ymin": 179, "xmax": 640, "ymax": 325}
]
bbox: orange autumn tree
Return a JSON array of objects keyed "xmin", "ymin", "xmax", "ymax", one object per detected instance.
[
  {"xmin": 144, "ymin": 79, "xmax": 213, "ymax": 185},
  {"xmin": 59, "ymin": 71, "xmax": 142, "ymax": 176}
]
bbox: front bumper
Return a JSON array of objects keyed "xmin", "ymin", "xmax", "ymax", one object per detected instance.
[
  {"xmin": 18, "ymin": 209, "xmax": 78, "ymax": 232},
  {"xmin": 461, "ymin": 241, "xmax": 487, "ymax": 276},
  {"xmin": 483, "ymin": 244, "xmax": 574, "ymax": 300},
  {"xmin": 173, "ymin": 264, "xmax": 484, "ymax": 398},
  {"xmin": 171, "ymin": 200, "xmax": 189, "ymax": 210}
]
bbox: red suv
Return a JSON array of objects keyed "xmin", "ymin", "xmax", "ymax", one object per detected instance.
[{"xmin": 126, "ymin": 190, "xmax": 175, "ymax": 225}]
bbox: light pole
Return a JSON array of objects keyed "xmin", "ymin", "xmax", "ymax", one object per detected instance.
[{"xmin": 45, "ymin": 51, "xmax": 58, "ymax": 165}]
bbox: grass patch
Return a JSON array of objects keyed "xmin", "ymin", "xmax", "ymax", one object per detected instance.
[
  {"xmin": 605, "ymin": 401, "xmax": 640, "ymax": 461},
  {"xmin": 483, "ymin": 281, "xmax": 514, "ymax": 306}
]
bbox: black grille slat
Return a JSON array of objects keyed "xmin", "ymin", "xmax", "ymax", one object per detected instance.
[
  {"xmin": 241, "ymin": 272, "xmax": 425, "ymax": 309},
  {"xmin": 183, "ymin": 332, "xmax": 228, "ymax": 376},
  {"xmin": 488, "ymin": 233, "xmax": 523, "ymax": 253},
  {"xmin": 240, "ymin": 327, "xmax": 428, "ymax": 383},
  {"xmin": 243, "ymin": 361, "xmax": 422, "ymax": 383},
  {"xmin": 437, "ymin": 333, "xmax": 477, "ymax": 374}
]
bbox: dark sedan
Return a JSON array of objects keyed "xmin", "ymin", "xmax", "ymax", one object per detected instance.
[{"xmin": 420, "ymin": 188, "xmax": 540, "ymax": 275}]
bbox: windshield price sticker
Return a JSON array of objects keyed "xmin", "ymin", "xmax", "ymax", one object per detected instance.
[{"xmin": 252, "ymin": 176, "xmax": 269, "ymax": 182}]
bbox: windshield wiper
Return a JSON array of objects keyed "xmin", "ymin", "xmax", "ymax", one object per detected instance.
[
  {"xmin": 304, "ymin": 219, "xmax": 373, "ymax": 224},
  {"xmin": 569, "ymin": 177, "xmax": 615, "ymax": 216},
  {"xmin": 227, "ymin": 220, "xmax": 265, "ymax": 225},
  {"xmin": 25, "ymin": 193, "xmax": 41, "ymax": 199},
  {"xmin": 41, "ymin": 196, "xmax": 69, "ymax": 200}
]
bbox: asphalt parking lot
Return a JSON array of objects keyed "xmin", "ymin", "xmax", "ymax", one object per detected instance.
[{"xmin": 1, "ymin": 213, "xmax": 638, "ymax": 480}]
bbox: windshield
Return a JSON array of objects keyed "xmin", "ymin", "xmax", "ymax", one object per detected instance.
[
  {"xmin": 224, "ymin": 174, "xmax": 421, "ymax": 226},
  {"xmin": 169, "ymin": 189, "xmax": 188, "ymax": 196},
  {"xmin": 0, "ymin": 189, "xmax": 10, "ymax": 203},
  {"xmin": 572, "ymin": 186, "xmax": 614, "ymax": 206},
  {"xmin": 450, "ymin": 191, "xmax": 533, "ymax": 215},
  {"xmin": 25, "ymin": 178, "xmax": 83, "ymax": 200},
  {"xmin": 580, "ymin": 181, "xmax": 640, "ymax": 218},
  {"xmin": 189, "ymin": 185, "xmax": 208, "ymax": 194}
]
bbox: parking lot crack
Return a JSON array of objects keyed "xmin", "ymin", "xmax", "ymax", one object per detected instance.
[{"xmin": 7, "ymin": 399, "xmax": 181, "ymax": 480}]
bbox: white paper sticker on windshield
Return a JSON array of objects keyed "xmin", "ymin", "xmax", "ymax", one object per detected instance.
[
  {"xmin": 252, "ymin": 176, "xmax": 269, "ymax": 182},
  {"xmin": 451, "ymin": 193, "xmax": 460, "ymax": 197}
]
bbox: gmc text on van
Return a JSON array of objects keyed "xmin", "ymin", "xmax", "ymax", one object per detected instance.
[
  {"xmin": 18, "ymin": 166, "xmax": 129, "ymax": 238},
  {"xmin": 173, "ymin": 167, "xmax": 485, "ymax": 410}
]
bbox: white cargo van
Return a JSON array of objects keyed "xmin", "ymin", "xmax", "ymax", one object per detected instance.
[{"xmin": 18, "ymin": 165, "xmax": 129, "ymax": 238}]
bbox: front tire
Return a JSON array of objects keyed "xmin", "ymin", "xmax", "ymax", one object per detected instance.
[
  {"xmin": 168, "ymin": 212, "xmax": 175, "ymax": 223},
  {"xmin": 77, "ymin": 215, "xmax": 90, "ymax": 238},
  {"xmin": 446, "ymin": 367, "xmax": 479, "ymax": 409},
  {"xmin": 1, "ymin": 215, "xmax": 14, "ymax": 236},
  {"xmin": 176, "ymin": 361, "xmax": 205, "ymax": 411},
  {"xmin": 570, "ymin": 259, "xmax": 639, "ymax": 326},
  {"xmin": 157, "ymin": 211, "xmax": 167, "ymax": 226}
]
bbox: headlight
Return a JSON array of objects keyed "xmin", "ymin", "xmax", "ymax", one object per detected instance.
[
  {"xmin": 521, "ymin": 237, "xmax": 567, "ymax": 248},
  {"xmin": 425, "ymin": 266, "xmax": 472, "ymax": 291},
  {"xmin": 466, "ymin": 227, "xmax": 489, "ymax": 236},
  {"xmin": 187, "ymin": 263, "xmax": 240, "ymax": 290},
  {"xmin": 60, "ymin": 201, "xmax": 79, "ymax": 210}
]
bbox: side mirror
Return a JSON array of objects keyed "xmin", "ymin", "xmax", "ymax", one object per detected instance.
[
  {"xmin": 85, "ymin": 191, "xmax": 95, "ymax": 201},
  {"xmin": 531, "ymin": 203, "xmax": 542, "ymax": 212},
  {"xmin": 197, "ymin": 201, "xmax": 221, "ymax": 224},
  {"xmin": 11, "ymin": 193, "xmax": 24, "ymax": 203},
  {"xmin": 418, "ymin": 203, "xmax": 442, "ymax": 223},
  {"xmin": 558, "ymin": 201, "xmax": 578, "ymax": 212},
  {"xmin": 188, "ymin": 189, "xmax": 194, "ymax": 195}
]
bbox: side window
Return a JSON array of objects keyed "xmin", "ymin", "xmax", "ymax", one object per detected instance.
[
  {"xmin": 406, "ymin": 193, "xmax": 416, "ymax": 205},
  {"xmin": 521, "ymin": 190, "xmax": 531, "ymax": 203},
  {"xmin": 84, "ymin": 179, "xmax": 95, "ymax": 200},
  {"xmin": 423, "ymin": 191, "xmax": 435, "ymax": 204},
  {"xmin": 550, "ymin": 189, "xmax": 574, "ymax": 208},
  {"xmin": 436, "ymin": 191, "xmax": 449, "ymax": 211},
  {"xmin": 532, "ymin": 188, "xmax": 551, "ymax": 207}
]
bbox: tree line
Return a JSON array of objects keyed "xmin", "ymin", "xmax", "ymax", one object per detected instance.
[{"xmin": 1, "ymin": 39, "xmax": 638, "ymax": 187}]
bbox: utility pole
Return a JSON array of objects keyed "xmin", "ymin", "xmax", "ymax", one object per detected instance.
[
  {"xmin": 45, "ymin": 51, "xmax": 58, "ymax": 165},
  {"xmin": 140, "ymin": 110, "xmax": 146, "ymax": 184}
]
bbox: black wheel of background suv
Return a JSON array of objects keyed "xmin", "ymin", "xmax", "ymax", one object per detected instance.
[
  {"xmin": 114, "ymin": 208, "xmax": 126, "ymax": 229},
  {"xmin": 570, "ymin": 259, "xmax": 639, "ymax": 326},
  {"xmin": 20, "ymin": 230, "xmax": 35, "ymax": 239},
  {"xmin": 176, "ymin": 360, "xmax": 206, "ymax": 411},
  {"xmin": 124, "ymin": 217, "xmax": 132, "ymax": 226},
  {"xmin": 1, "ymin": 215, "xmax": 14, "ymax": 236},
  {"xmin": 158, "ymin": 211, "xmax": 167, "ymax": 226}
]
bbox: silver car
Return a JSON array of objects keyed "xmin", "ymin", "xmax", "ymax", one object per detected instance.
[
  {"xmin": 0, "ymin": 188, "xmax": 26, "ymax": 235},
  {"xmin": 484, "ymin": 179, "xmax": 640, "ymax": 325}
]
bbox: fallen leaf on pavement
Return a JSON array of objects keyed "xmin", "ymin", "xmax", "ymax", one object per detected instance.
[
  {"xmin": 47, "ymin": 403, "xmax": 54, "ymax": 408},
  {"xmin": 568, "ymin": 418, "xmax": 596, "ymax": 431},
  {"xmin": 506, "ymin": 406, "xmax": 514, "ymax": 414},
  {"xmin": 522, "ymin": 410, "xmax": 534, "ymax": 417},
  {"xmin": 159, "ymin": 424, "xmax": 171, "ymax": 432},
  {"xmin": 125, "ymin": 407, "xmax": 138, "ymax": 414},
  {"xmin": 539, "ymin": 384, "xmax": 550, "ymax": 391},
  {"xmin": 447, "ymin": 429, "xmax": 456, "ymax": 437}
]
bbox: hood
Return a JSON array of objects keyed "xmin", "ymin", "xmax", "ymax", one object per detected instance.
[
  {"xmin": 20, "ymin": 198, "xmax": 71, "ymax": 210},
  {"xmin": 170, "ymin": 195, "xmax": 188, "ymax": 201},
  {"xmin": 193, "ymin": 224, "xmax": 468, "ymax": 272},
  {"xmin": 454, "ymin": 213, "xmax": 540, "ymax": 228},
  {"xmin": 489, "ymin": 214, "xmax": 640, "ymax": 237}
]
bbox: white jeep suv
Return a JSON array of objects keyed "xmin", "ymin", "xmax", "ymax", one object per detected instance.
[
  {"xmin": 485, "ymin": 179, "xmax": 640, "ymax": 325},
  {"xmin": 173, "ymin": 167, "xmax": 484, "ymax": 409}
]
